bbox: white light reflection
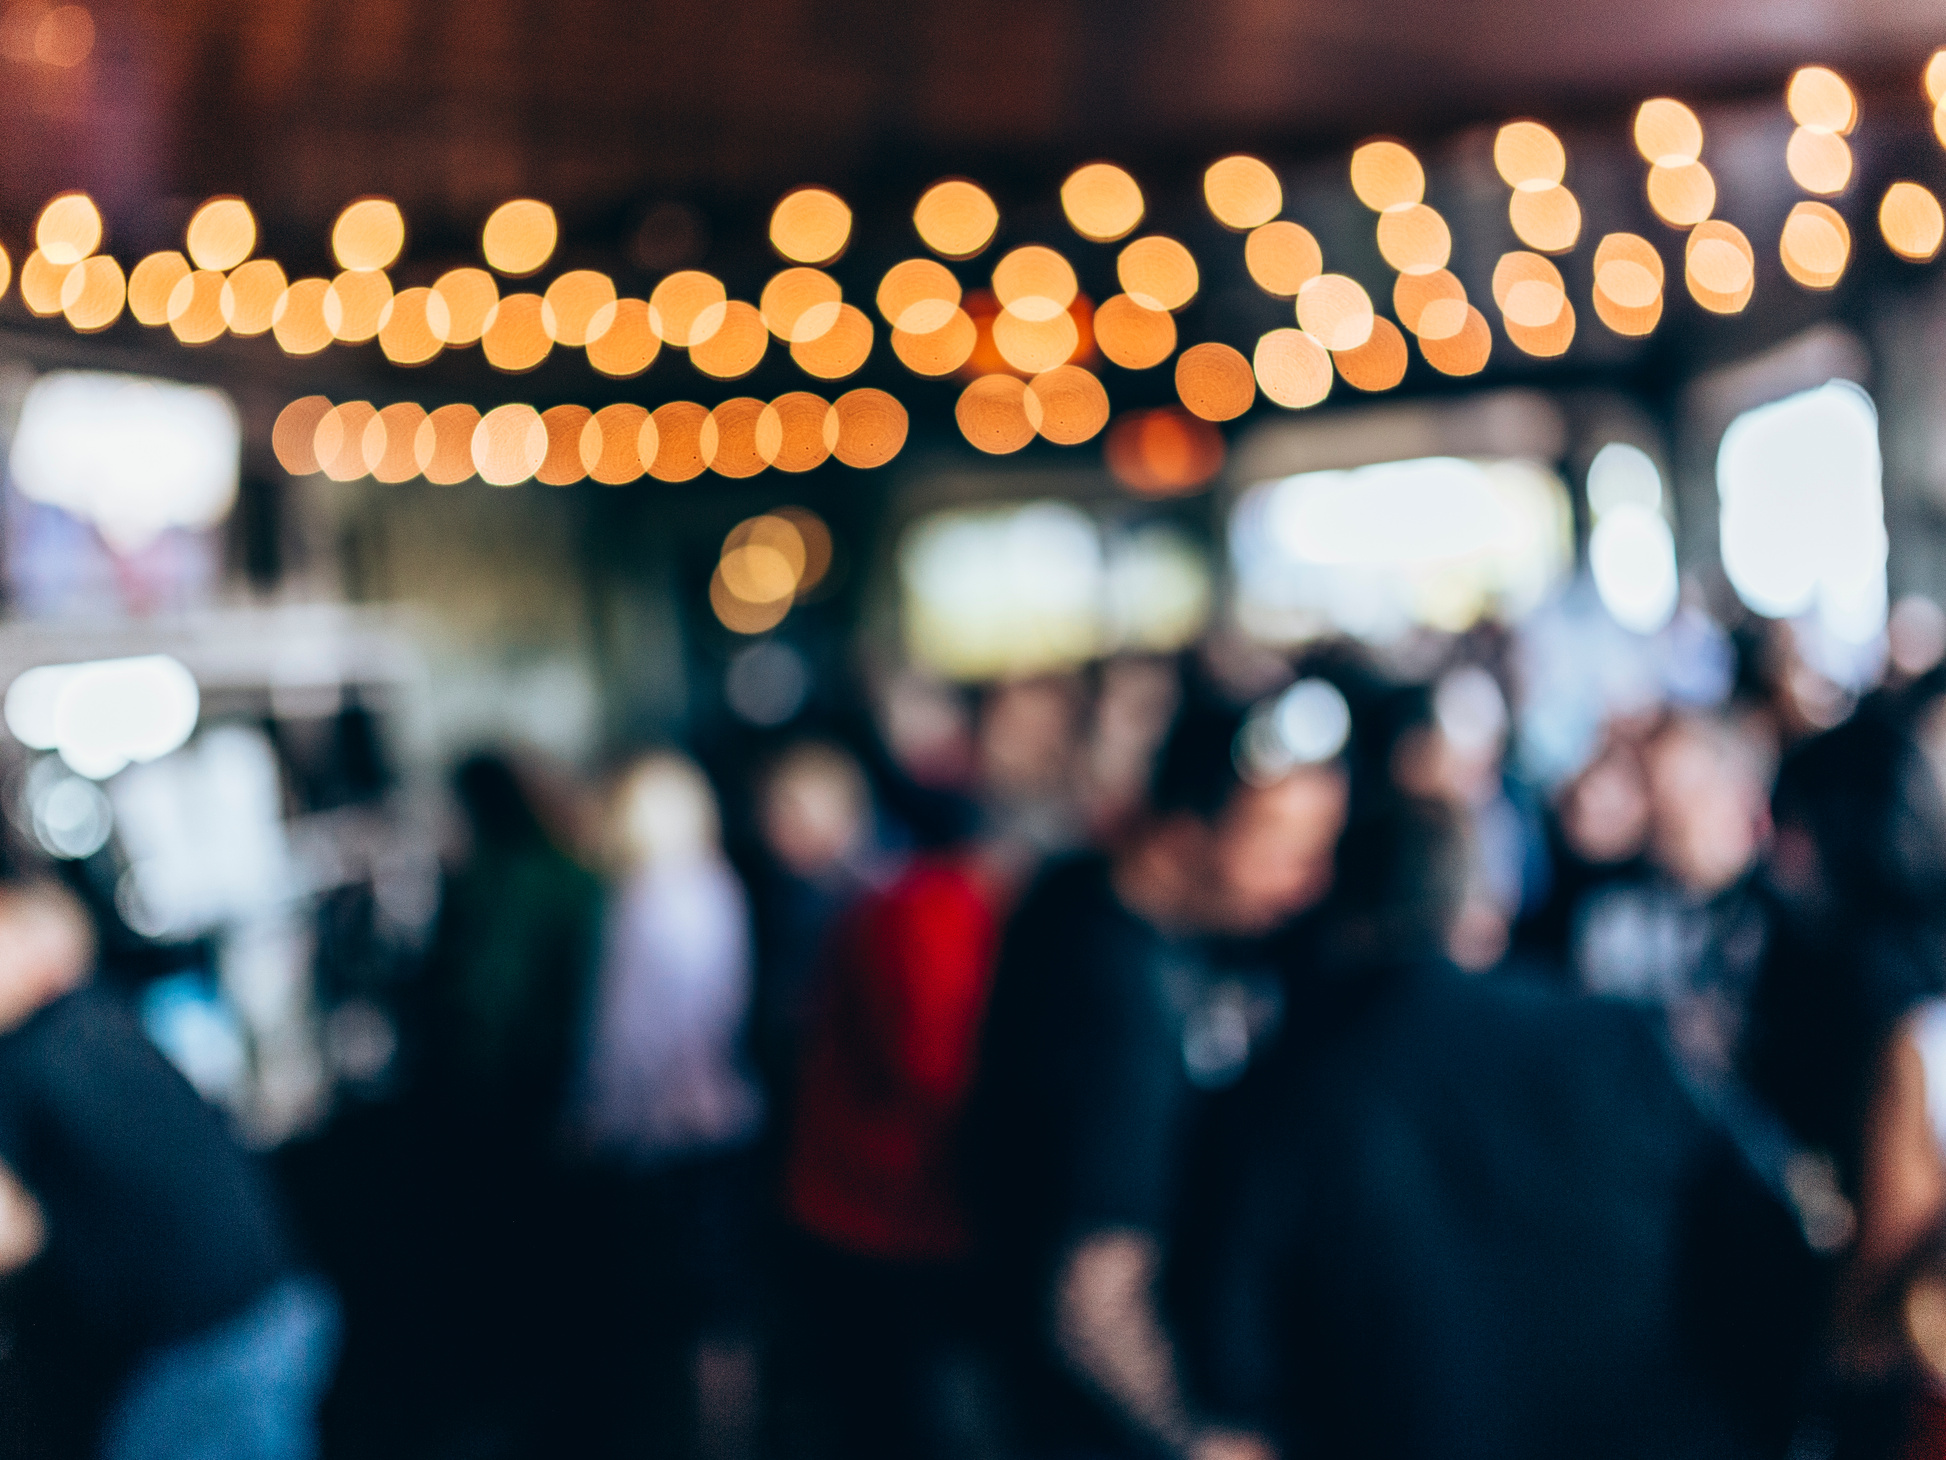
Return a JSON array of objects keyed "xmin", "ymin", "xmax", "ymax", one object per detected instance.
[
  {"xmin": 5, "ymin": 655, "xmax": 200, "ymax": 779},
  {"xmin": 1590, "ymin": 504, "xmax": 1679, "ymax": 634}
]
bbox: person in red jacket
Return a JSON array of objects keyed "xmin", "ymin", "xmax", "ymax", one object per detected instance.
[{"xmin": 782, "ymin": 813, "xmax": 1015, "ymax": 1460}]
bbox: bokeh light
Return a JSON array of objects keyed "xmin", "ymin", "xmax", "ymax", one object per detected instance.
[
  {"xmin": 1175, "ymin": 342, "xmax": 1254, "ymax": 421},
  {"xmin": 0, "ymin": 243, "xmax": 18, "ymax": 305},
  {"xmin": 587, "ymin": 299, "xmax": 660, "ymax": 377},
  {"xmin": 32, "ymin": 5, "xmax": 91, "ymax": 66},
  {"xmin": 891, "ymin": 308, "xmax": 978, "ymax": 375},
  {"xmin": 1504, "ymin": 296, "xmax": 1577, "ymax": 356},
  {"xmin": 1647, "ymin": 161, "xmax": 1716, "ymax": 226},
  {"xmin": 273, "ymin": 397, "xmax": 332, "ymax": 475},
  {"xmin": 829, "ymin": 387, "xmax": 910, "ymax": 467},
  {"xmin": 1687, "ymin": 219, "xmax": 1755, "ymax": 310},
  {"xmin": 756, "ymin": 392, "xmax": 832, "ymax": 472},
  {"xmin": 59, "ymin": 255, "xmax": 122, "ymax": 332},
  {"xmin": 1780, "ymin": 200, "xmax": 1850, "ymax": 289},
  {"xmin": 700, "ymin": 398, "xmax": 768, "ymax": 478},
  {"xmin": 128, "ymin": 252, "xmax": 187, "ymax": 326},
  {"xmin": 648, "ymin": 402, "xmax": 709, "ymax": 482},
  {"xmin": 1928, "ymin": 49, "xmax": 1946, "ymax": 105},
  {"xmin": 220, "ymin": 258, "xmax": 285, "ymax": 337},
  {"xmin": 167, "ymin": 270, "xmax": 227, "ymax": 344},
  {"xmin": 957, "ymin": 375, "xmax": 1037, "ymax": 454},
  {"xmin": 323, "ymin": 269, "xmax": 392, "ymax": 343},
  {"xmin": 1025, "ymin": 367, "xmax": 1108, "ymax": 445},
  {"xmin": 994, "ymin": 247, "xmax": 1078, "ymax": 321},
  {"xmin": 1881, "ymin": 181, "xmax": 1945, "ymax": 262},
  {"xmin": 1295, "ymin": 273, "xmax": 1375, "ymax": 351},
  {"xmin": 1061, "ymin": 163, "xmax": 1145, "ymax": 243},
  {"xmin": 770, "ymin": 188, "xmax": 852, "ymax": 264},
  {"xmin": 649, "ymin": 270, "xmax": 727, "ymax": 347},
  {"xmin": 366, "ymin": 403, "xmax": 429, "ymax": 484},
  {"xmin": 877, "ymin": 259, "xmax": 960, "ymax": 334},
  {"xmin": 1786, "ymin": 127, "xmax": 1852, "ymax": 195},
  {"xmin": 1494, "ymin": 122, "xmax": 1567, "ymax": 191},
  {"xmin": 1787, "ymin": 65, "xmax": 1856, "ymax": 134},
  {"xmin": 315, "ymin": 402, "xmax": 377, "ymax": 481},
  {"xmin": 471, "ymin": 403, "xmax": 547, "ymax": 486},
  {"xmin": 1253, "ymin": 328, "xmax": 1332, "ymax": 408},
  {"xmin": 377, "ymin": 286, "xmax": 446, "ymax": 365},
  {"xmin": 186, "ymin": 198, "xmax": 255, "ymax": 272},
  {"xmin": 914, "ymin": 180, "xmax": 999, "ymax": 259},
  {"xmin": 534, "ymin": 405, "xmax": 594, "ymax": 485},
  {"xmin": 711, "ymin": 570, "xmax": 792, "ymax": 635},
  {"xmin": 790, "ymin": 303, "xmax": 873, "ymax": 378},
  {"xmin": 584, "ymin": 403, "xmax": 650, "ymax": 483},
  {"xmin": 541, "ymin": 270, "xmax": 617, "ymax": 347},
  {"xmin": 1093, "ymin": 294, "xmax": 1177, "ymax": 370},
  {"xmin": 36, "ymin": 193, "xmax": 99, "ymax": 266},
  {"xmin": 1419, "ymin": 306, "xmax": 1492, "ymax": 375},
  {"xmin": 1634, "ymin": 99, "xmax": 1703, "ymax": 165},
  {"xmin": 1105, "ymin": 407, "xmax": 1226, "ymax": 497},
  {"xmin": 430, "ymin": 268, "xmax": 498, "ymax": 346},
  {"xmin": 1245, "ymin": 221, "xmax": 1323, "ymax": 296},
  {"xmin": 19, "ymin": 251, "xmax": 70, "ymax": 316},
  {"xmin": 481, "ymin": 200, "xmax": 557, "ymax": 277},
  {"xmin": 1375, "ymin": 204, "xmax": 1452, "ymax": 274},
  {"xmin": 1117, "ymin": 236, "xmax": 1198, "ymax": 312},
  {"xmin": 272, "ymin": 278, "xmax": 333, "ymax": 355},
  {"xmin": 481, "ymin": 292, "xmax": 552, "ymax": 372},
  {"xmin": 1394, "ymin": 269, "xmax": 1466, "ymax": 335},
  {"xmin": 1593, "ymin": 232, "xmax": 1665, "ymax": 336},
  {"xmin": 1509, "ymin": 185, "xmax": 1581, "ymax": 253},
  {"xmin": 720, "ymin": 515, "xmax": 805, "ymax": 604},
  {"xmin": 1204, "ymin": 156, "xmax": 1282, "ymax": 230},
  {"xmin": 332, "ymin": 198, "xmax": 405, "ymax": 273},
  {"xmin": 1593, "ymin": 287, "xmax": 1662, "ymax": 337},
  {"xmin": 993, "ymin": 309, "xmax": 1080, "ymax": 373},
  {"xmin": 1332, "ymin": 317, "xmax": 1408, "ymax": 391},
  {"xmin": 762, "ymin": 267, "xmax": 842, "ymax": 343},
  {"xmin": 1491, "ymin": 251, "xmax": 1567, "ymax": 328},
  {"xmin": 1349, "ymin": 141, "xmax": 1424, "ymax": 211},
  {"xmin": 422, "ymin": 404, "xmax": 482, "ymax": 484},
  {"xmin": 691, "ymin": 300, "xmax": 769, "ymax": 379}
]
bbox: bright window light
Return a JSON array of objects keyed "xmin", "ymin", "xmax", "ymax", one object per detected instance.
[
  {"xmin": 1230, "ymin": 456, "xmax": 1571, "ymax": 643},
  {"xmin": 899, "ymin": 503, "xmax": 1209, "ymax": 679},
  {"xmin": 4, "ymin": 654, "xmax": 201, "ymax": 779},
  {"xmin": 1717, "ymin": 379, "xmax": 1885, "ymax": 645},
  {"xmin": 9, "ymin": 372, "xmax": 240, "ymax": 552}
]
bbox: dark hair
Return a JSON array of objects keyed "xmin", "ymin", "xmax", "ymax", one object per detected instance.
[
  {"xmin": 452, "ymin": 753, "xmax": 548, "ymax": 850},
  {"xmin": 1328, "ymin": 793, "xmax": 1469, "ymax": 962},
  {"xmin": 1148, "ymin": 697, "xmax": 1251, "ymax": 821}
]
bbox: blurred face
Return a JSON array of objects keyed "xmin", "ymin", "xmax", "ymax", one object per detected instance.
[
  {"xmin": 1645, "ymin": 723, "xmax": 1767, "ymax": 896},
  {"xmin": 0, "ymin": 894, "xmax": 90, "ymax": 1032},
  {"xmin": 1205, "ymin": 767, "xmax": 1349, "ymax": 935},
  {"xmin": 1561, "ymin": 745, "xmax": 1651, "ymax": 865}
]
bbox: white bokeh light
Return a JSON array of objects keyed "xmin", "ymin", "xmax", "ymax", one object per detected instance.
[
  {"xmin": 4, "ymin": 655, "xmax": 201, "ymax": 779},
  {"xmin": 1589, "ymin": 503, "xmax": 1680, "ymax": 634}
]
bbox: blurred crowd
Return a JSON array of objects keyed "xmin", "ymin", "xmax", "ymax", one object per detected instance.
[{"xmin": 14, "ymin": 615, "xmax": 1946, "ymax": 1460}]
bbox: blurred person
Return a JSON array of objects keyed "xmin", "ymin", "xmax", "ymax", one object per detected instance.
[
  {"xmin": 748, "ymin": 740, "xmax": 876, "ymax": 1104},
  {"xmin": 976, "ymin": 675, "xmax": 1089, "ymax": 858},
  {"xmin": 965, "ymin": 690, "xmax": 1349, "ymax": 1460},
  {"xmin": 1570, "ymin": 712, "xmax": 1772, "ymax": 1068},
  {"xmin": 1195, "ymin": 796, "xmax": 1816, "ymax": 1460},
  {"xmin": 0, "ymin": 878, "xmax": 337, "ymax": 1459},
  {"xmin": 565, "ymin": 753, "xmax": 765, "ymax": 1460},
  {"xmin": 1512, "ymin": 730, "xmax": 1653, "ymax": 975},
  {"xmin": 780, "ymin": 793, "xmax": 1022, "ymax": 1460}
]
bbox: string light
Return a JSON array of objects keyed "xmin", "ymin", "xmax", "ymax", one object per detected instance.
[
  {"xmin": 1253, "ymin": 328, "xmax": 1332, "ymax": 408},
  {"xmin": 914, "ymin": 180, "xmax": 999, "ymax": 259},
  {"xmin": 331, "ymin": 199, "xmax": 405, "ymax": 273},
  {"xmin": 1333, "ymin": 317, "xmax": 1408, "ymax": 391},
  {"xmin": 1295, "ymin": 274, "xmax": 1374, "ymax": 352},
  {"xmin": 1062, "ymin": 163, "xmax": 1145, "ymax": 243},
  {"xmin": 700, "ymin": 398, "xmax": 768, "ymax": 479},
  {"xmin": 1024, "ymin": 366, "xmax": 1109, "ymax": 445},
  {"xmin": 220, "ymin": 259, "xmax": 286, "ymax": 337},
  {"xmin": 770, "ymin": 188, "xmax": 852, "ymax": 264},
  {"xmin": 1093, "ymin": 295, "xmax": 1176, "ymax": 370},
  {"xmin": 482, "ymin": 200, "xmax": 557, "ymax": 277},
  {"xmin": 1882, "ymin": 181, "xmax": 1945, "ymax": 262},
  {"xmin": 36, "ymin": 193, "xmax": 99, "ymax": 266},
  {"xmin": 1204, "ymin": 156, "xmax": 1282, "ymax": 230},
  {"xmin": 1174, "ymin": 342, "xmax": 1255, "ymax": 421},
  {"xmin": 756, "ymin": 392, "xmax": 832, "ymax": 473},
  {"xmin": 1245, "ymin": 222, "xmax": 1323, "ymax": 296},
  {"xmin": 186, "ymin": 198, "xmax": 256, "ymax": 272}
]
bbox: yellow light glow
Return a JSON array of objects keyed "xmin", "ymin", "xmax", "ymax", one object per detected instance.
[
  {"xmin": 770, "ymin": 188, "xmax": 852, "ymax": 264},
  {"xmin": 481, "ymin": 293, "xmax": 552, "ymax": 372},
  {"xmin": 993, "ymin": 246, "xmax": 1078, "ymax": 321},
  {"xmin": 59, "ymin": 254, "xmax": 122, "ymax": 332},
  {"xmin": 35, "ymin": 193, "xmax": 99, "ymax": 266},
  {"xmin": 876, "ymin": 259, "xmax": 961, "ymax": 334},
  {"xmin": 1780, "ymin": 200, "xmax": 1850, "ymax": 289},
  {"xmin": 992, "ymin": 309, "xmax": 1080, "ymax": 373},
  {"xmin": 649, "ymin": 402, "xmax": 709, "ymax": 482},
  {"xmin": 762, "ymin": 267, "xmax": 842, "ymax": 343},
  {"xmin": 1419, "ymin": 306, "xmax": 1492, "ymax": 375},
  {"xmin": 914, "ymin": 180, "xmax": 999, "ymax": 259},
  {"xmin": 1174, "ymin": 342, "xmax": 1254, "ymax": 421},
  {"xmin": 314, "ymin": 402, "xmax": 377, "ymax": 481},
  {"xmin": 32, "ymin": 5, "xmax": 92, "ymax": 66},
  {"xmin": 757, "ymin": 392, "xmax": 833, "ymax": 473},
  {"xmin": 1634, "ymin": 99, "xmax": 1703, "ymax": 166},
  {"xmin": 1647, "ymin": 162, "xmax": 1716, "ymax": 227},
  {"xmin": 19, "ymin": 251, "xmax": 70, "ymax": 317},
  {"xmin": 1504, "ymin": 296, "xmax": 1577, "ymax": 355},
  {"xmin": 1093, "ymin": 294, "xmax": 1176, "ymax": 370},
  {"xmin": 1116, "ymin": 236, "xmax": 1199, "ymax": 312},
  {"xmin": 587, "ymin": 299, "xmax": 660, "ymax": 378},
  {"xmin": 1593, "ymin": 232, "xmax": 1665, "ymax": 309},
  {"xmin": 1375, "ymin": 203, "xmax": 1452, "ymax": 274},
  {"xmin": 332, "ymin": 198, "xmax": 405, "ymax": 273},
  {"xmin": 828, "ymin": 388, "xmax": 910, "ymax": 466},
  {"xmin": 1509, "ymin": 185, "xmax": 1581, "ymax": 253},
  {"xmin": 128, "ymin": 251, "xmax": 187, "ymax": 326},
  {"xmin": 1494, "ymin": 122, "xmax": 1567, "ymax": 191},
  {"xmin": 1253, "ymin": 328, "xmax": 1332, "ymax": 409},
  {"xmin": 430, "ymin": 268, "xmax": 498, "ymax": 346},
  {"xmin": 1295, "ymin": 273, "xmax": 1374, "ymax": 351},
  {"xmin": 186, "ymin": 198, "xmax": 255, "ymax": 272},
  {"xmin": 366, "ymin": 402, "xmax": 429, "ymax": 484},
  {"xmin": 1393, "ymin": 269, "xmax": 1466, "ymax": 335},
  {"xmin": 891, "ymin": 308, "xmax": 978, "ymax": 376},
  {"xmin": 422, "ymin": 404, "xmax": 482, "ymax": 484},
  {"xmin": 1061, "ymin": 163, "xmax": 1145, "ymax": 243},
  {"xmin": 536, "ymin": 404, "xmax": 594, "ymax": 485},
  {"xmin": 649, "ymin": 270, "xmax": 727, "ymax": 347},
  {"xmin": 691, "ymin": 300, "xmax": 769, "ymax": 379},
  {"xmin": 1349, "ymin": 140, "xmax": 1424, "ymax": 211},
  {"xmin": 1332, "ymin": 317, "xmax": 1408, "ymax": 391},
  {"xmin": 1491, "ymin": 252, "xmax": 1566, "ymax": 327},
  {"xmin": 1787, "ymin": 65, "xmax": 1856, "ymax": 135},
  {"xmin": 1686, "ymin": 219, "xmax": 1754, "ymax": 295},
  {"xmin": 0, "ymin": 244, "xmax": 14, "ymax": 305},
  {"xmin": 272, "ymin": 278, "xmax": 333, "ymax": 355},
  {"xmin": 377, "ymin": 286, "xmax": 446, "ymax": 366},
  {"xmin": 1245, "ymin": 221, "xmax": 1323, "ymax": 297},
  {"xmin": 1204, "ymin": 156, "xmax": 1282, "ymax": 230},
  {"xmin": 1881, "ymin": 181, "xmax": 1945, "ymax": 262},
  {"xmin": 711, "ymin": 570, "xmax": 792, "ymax": 634},
  {"xmin": 1786, "ymin": 127, "xmax": 1852, "ymax": 195},
  {"xmin": 273, "ymin": 397, "xmax": 333, "ymax": 476},
  {"xmin": 957, "ymin": 375, "xmax": 1037, "ymax": 454},
  {"xmin": 790, "ymin": 303, "xmax": 873, "ymax": 378},
  {"xmin": 1104, "ymin": 408, "xmax": 1226, "ymax": 497},
  {"xmin": 1928, "ymin": 49, "xmax": 1946, "ymax": 105},
  {"xmin": 541, "ymin": 270, "xmax": 617, "ymax": 347},
  {"xmin": 167, "ymin": 270, "xmax": 227, "ymax": 343},
  {"xmin": 323, "ymin": 269, "xmax": 392, "ymax": 343},
  {"xmin": 471, "ymin": 403, "xmax": 548, "ymax": 486},
  {"xmin": 481, "ymin": 199, "xmax": 557, "ymax": 277},
  {"xmin": 583, "ymin": 403, "xmax": 650, "ymax": 484},
  {"xmin": 220, "ymin": 258, "xmax": 286, "ymax": 337}
]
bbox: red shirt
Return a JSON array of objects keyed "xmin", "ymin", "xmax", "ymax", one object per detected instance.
[{"xmin": 785, "ymin": 856, "xmax": 1000, "ymax": 1261}]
